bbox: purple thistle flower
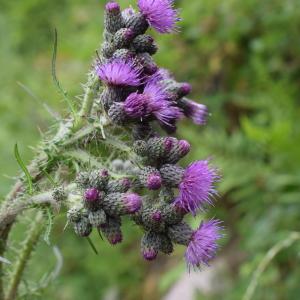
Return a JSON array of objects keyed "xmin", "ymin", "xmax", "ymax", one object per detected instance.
[
  {"xmin": 147, "ymin": 172, "xmax": 162, "ymax": 190},
  {"xmin": 174, "ymin": 160, "xmax": 219, "ymax": 215},
  {"xmin": 121, "ymin": 178, "xmax": 132, "ymax": 189},
  {"xmin": 105, "ymin": 1, "xmax": 120, "ymax": 12},
  {"xmin": 96, "ymin": 59, "xmax": 143, "ymax": 87},
  {"xmin": 178, "ymin": 140, "xmax": 191, "ymax": 156},
  {"xmin": 185, "ymin": 220, "xmax": 223, "ymax": 270},
  {"xmin": 179, "ymin": 83, "xmax": 192, "ymax": 96},
  {"xmin": 123, "ymin": 193, "xmax": 142, "ymax": 213},
  {"xmin": 137, "ymin": 0, "xmax": 180, "ymax": 34},
  {"xmin": 84, "ymin": 188, "xmax": 99, "ymax": 202},
  {"xmin": 151, "ymin": 211, "xmax": 162, "ymax": 222},
  {"xmin": 123, "ymin": 92, "xmax": 149, "ymax": 118},
  {"xmin": 143, "ymin": 248, "xmax": 158, "ymax": 261},
  {"xmin": 144, "ymin": 79, "xmax": 182, "ymax": 125},
  {"xmin": 110, "ymin": 233, "xmax": 123, "ymax": 245},
  {"xmin": 183, "ymin": 99, "xmax": 208, "ymax": 125}
]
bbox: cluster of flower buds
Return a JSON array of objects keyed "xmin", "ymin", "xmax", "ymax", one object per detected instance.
[
  {"xmin": 68, "ymin": 0, "xmax": 223, "ymax": 270},
  {"xmin": 68, "ymin": 169, "xmax": 141, "ymax": 245}
]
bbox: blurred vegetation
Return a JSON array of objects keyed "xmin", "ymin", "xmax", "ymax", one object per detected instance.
[{"xmin": 1, "ymin": 0, "xmax": 300, "ymax": 299}]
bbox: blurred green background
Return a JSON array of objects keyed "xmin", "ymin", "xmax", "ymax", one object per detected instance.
[{"xmin": 1, "ymin": 0, "xmax": 300, "ymax": 299}]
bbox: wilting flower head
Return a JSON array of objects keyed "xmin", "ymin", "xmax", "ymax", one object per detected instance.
[
  {"xmin": 144, "ymin": 78, "xmax": 182, "ymax": 125},
  {"xmin": 174, "ymin": 160, "xmax": 219, "ymax": 214},
  {"xmin": 185, "ymin": 220, "xmax": 223, "ymax": 270},
  {"xmin": 183, "ymin": 99, "xmax": 208, "ymax": 125},
  {"xmin": 137, "ymin": 0, "xmax": 179, "ymax": 34},
  {"xmin": 96, "ymin": 59, "xmax": 143, "ymax": 86}
]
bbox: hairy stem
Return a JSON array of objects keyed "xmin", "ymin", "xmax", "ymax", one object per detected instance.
[
  {"xmin": 73, "ymin": 72, "xmax": 99, "ymax": 131},
  {"xmin": 5, "ymin": 213, "xmax": 45, "ymax": 300}
]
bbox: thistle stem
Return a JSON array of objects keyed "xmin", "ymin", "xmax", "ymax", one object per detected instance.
[
  {"xmin": 5, "ymin": 213, "xmax": 45, "ymax": 300},
  {"xmin": 73, "ymin": 72, "xmax": 99, "ymax": 131}
]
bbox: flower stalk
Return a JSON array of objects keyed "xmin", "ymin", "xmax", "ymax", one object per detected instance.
[{"xmin": 0, "ymin": 0, "xmax": 225, "ymax": 297}]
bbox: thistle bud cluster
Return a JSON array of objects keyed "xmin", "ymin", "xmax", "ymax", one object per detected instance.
[{"xmin": 67, "ymin": 0, "xmax": 223, "ymax": 270}]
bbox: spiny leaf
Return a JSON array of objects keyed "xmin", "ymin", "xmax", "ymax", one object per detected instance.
[
  {"xmin": 14, "ymin": 143, "xmax": 33, "ymax": 195},
  {"xmin": 52, "ymin": 28, "xmax": 77, "ymax": 118}
]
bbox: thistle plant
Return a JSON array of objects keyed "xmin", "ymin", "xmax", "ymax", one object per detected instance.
[{"xmin": 0, "ymin": 0, "xmax": 223, "ymax": 298}]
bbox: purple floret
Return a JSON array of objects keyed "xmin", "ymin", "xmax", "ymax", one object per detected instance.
[
  {"xmin": 123, "ymin": 92, "xmax": 149, "ymax": 118},
  {"xmin": 143, "ymin": 248, "xmax": 158, "ymax": 260},
  {"xmin": 138, "ymin": 0, "xmax": 180, "ymax": 33},
  {"xmin": 105, "ymin": 2, "xmax": 120, "ymax": 12},
  {"xmin": 178, "ymin": 140, "xmax": 191, "ymax": 156},
  {"xmin": 144, "ymin": 79, "xmax": 182, "ymax": 125},
  {"xmin": 174, "ymin": 160, "xmax": 219, "ymax": 215},
  {"xmin": 183, "ymin": 99, "xmax": 208, "ymax": 125},
  {"xmin": 146, "ymin": 173, "xmax": 162, "ymax": 190},
  {"xmin": 84, "ymin": 188, "xmax": 99, "ymax": 202},
  {"xmin": 185, "ymin": 220, "xmax": 223, "ymax": 270},
  {"xmin": 123, "ymin": 193, "xmax": 142, "ymax": 213},
  {"xmin": 96, "ymin": 59, "xmax": 143, "ymax": 86}
]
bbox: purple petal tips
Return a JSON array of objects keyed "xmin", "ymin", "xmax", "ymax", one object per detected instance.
[
  {"xmin": 143, "ymin": 248, "xmax": 158, "ymax": 261},
  {"xmin": 144, "ymin": 79, "xmax": 182, "ymax": 125},
  {"xmin": 137, "ymin": 0, "xmax": 180, "ymax": 34},
  {"xmin": 146, "ymin": 173, "xmax": 162, "ymax": 190},
  {"xmin": 151, "ymin": 211, "xmax": 162, "ymax": 222},
  {"xmin": 124, "ymin": 92, "xmax": 149, "ymax": 118},
  {"xmin": 123, "ymin": 193, "xmax": 142, "ymax": 213},
  {"xmin": 179, "ymin": 83, "xmax": 192, "ymax": 96},
  {"xmin": 105, "ymin": 2, "xmax": 120, "ymax": 12},
  {"xmin": 184, "ymin": 100, "xmax": 208, "ymax": 125},
  {"xmin": 96, "ymin": 59, "xmax": 143, "ymax": 87},
  {"xmin": 185, "ymin": 220, "xmax": 223, "ymax": 270},
  {"xmin": 110, "ymin": 233, "xmax": 123, "ymax": 245},
  {"xmin": 84, "ymin": 188, "xmax": 99, "ymax": 202},
  {"xmin": 174, "ymin": 160, "xmax": 219, "ymax": 215},
  {"xmin": 178, "ymin": 140, "xmax": 191, "ymax": 156}
]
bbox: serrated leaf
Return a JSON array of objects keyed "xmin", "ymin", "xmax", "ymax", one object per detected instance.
[{"xmin": 14, "ymin": 143, "xmax": 33, "ymax": 195}]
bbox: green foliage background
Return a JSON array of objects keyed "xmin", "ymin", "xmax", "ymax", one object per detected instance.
[{"xmin": 1, "ymin": 0, "xmax": 300, "ymax": 299}]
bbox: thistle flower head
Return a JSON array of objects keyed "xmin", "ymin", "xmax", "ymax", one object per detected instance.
[
  {"xmin": 137, "ymin": 0, "xmax": 180, "ymax": 33},
  {"xmin": 144, "ymin": 79, "xmax": 182, "ymax": 125},
  {"xmin": 123, "ymin": 92, "xmax": 149, "ymax": 118},
  {"xmin": 174, "ymin": 160, "xmax": 219, "ymax": 214},
  {"xmin": 123, "ymin": 193, "xmax": 142, "ymax": 213},
  {"xmin": 96, "ymin": 59, "xmax": 143, "ymax": 86},
  {"xmin": 183, "ymin": 99, "xmax": 208, "ymax": 125},
  {"xmin": 185, "ymin": 220, "xmax": 223, "ymax": 270}
]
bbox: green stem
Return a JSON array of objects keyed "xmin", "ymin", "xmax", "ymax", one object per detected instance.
[
  {"xmin": 5, "ymin": 213, "xmax": 45, "ymax": 300},
  {"xmin": 73, "ymin": 73, "xmax": 99, "ymax": 131},
  {"xmin": 242, "ymin": 232, "xmax": 300, "ymax": 300}
]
